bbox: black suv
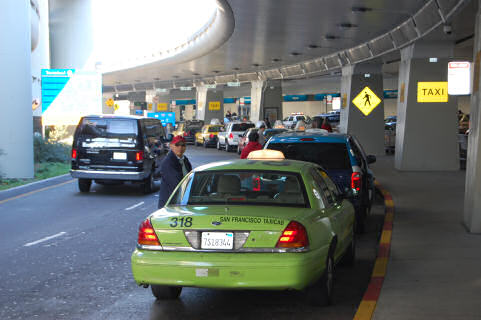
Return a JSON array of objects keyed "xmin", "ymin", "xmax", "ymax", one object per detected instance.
[{"xmin": 70, "ymin": 115, "xmax": 170, "ymax": 194}]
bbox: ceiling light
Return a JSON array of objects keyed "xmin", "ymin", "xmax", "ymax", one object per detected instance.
[
  {"xmin": 232, "ymin": 67, "xmax": 240, "ymax": 71},
  {"xmin": 338, "ymin": 23, "xmax": 357, "ymax": 29},
  {"xmin": 252, "ymin": 63, "xmax": 261, "ymax": 67},
  {"xmin": 134, "ymin": 79, "xmax": 141, "ymax": 82},
  {"xmin": 352, "ymin": 6, "xmax": 372, "ymax": 13},
  {"xmin": 272, "ymin": 58, "xmax": 281, "ymax": 62},
  {"xmin": 307, "ymin": 44, "xmax": 319, "ymax": 49},
  {"xmin": 212, "ymin": 70, "xmax": 220, "ymax": 73},
  {"xmin": 364, "ymin": 73, "xmax": 371, "ymax": 78},
  {"xmin": 429, "ymin": 57, "xmax": 438, "ymax": 63},
  {"xmin": 153, "ymin": 77, "xmax": 160, "ymax": 81},
  {"xmin": 290, "ymin": 52, "xmax": 302, "ymax": 56},
  {"xmin": 172, "ymin": 75, "xmax": 179, "ymax": 78},
  {"xmin": 192, "ymin": 72, "xmax": 200, "ymax": 76},
  {"xmin": 324, "ymin": 34, "xmax": 339, "ymax": 40}
]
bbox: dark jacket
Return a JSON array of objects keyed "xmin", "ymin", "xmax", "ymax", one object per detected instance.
[
  {"xmin": 240, "ymin": 141, "xmax": 263, "ymax": 159},
  {"xmin": 157, "ymin": 150, "xmax": 192, "ymax": 208}
]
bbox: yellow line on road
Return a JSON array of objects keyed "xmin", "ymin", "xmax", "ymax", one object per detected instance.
[
  {"xmin": 372, "ymin": 257, "xmax": 389, "ymax": 278},
  {"xmin": 0, "ymin": 179, "xmax": 75, "ymax": 205}
]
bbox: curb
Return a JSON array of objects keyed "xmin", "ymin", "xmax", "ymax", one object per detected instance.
[
  {"xmin": 0, "ymin": 174, "xmax": 70, "ymax": 194},
  {"xmin": 353, "ymin": 181, "xmax": 394, "ymax": 320}
]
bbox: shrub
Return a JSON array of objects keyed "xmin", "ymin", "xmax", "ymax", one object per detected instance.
[{"xmin": 33, "ymin": 135, "xmax": 71, "ymax": 163}]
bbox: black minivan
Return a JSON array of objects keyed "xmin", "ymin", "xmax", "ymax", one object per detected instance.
[{"xmin": 70, "ymin": 115, "xmax": 171, "ymax": 193}]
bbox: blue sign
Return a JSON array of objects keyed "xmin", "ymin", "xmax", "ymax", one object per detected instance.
[
  {"xmin": 284, "ymin": 95, "xmax": 308, "ymax": 102},
  {"xmin": 314, "ymin": 93, "xmax": 341, "ymax": 101},
  {"xmin": 147, "ymin": 112, "xmax": 176, "ymax": 127},
  {"xmin": 41, "ymin": 69, "xmax": 76, "ymax": 113},
  {"xmin": 135, "ymin": 110, "xmax": 143, "ymax": 115},
  {"xmin": 172, "ymin": 99, "xmax": 196, "ymax": 105},
  {"xmin": 383, "ymin": 89, "xmax": 398, "ymax": 99},
  {"xmin": 224, "ymin": 97, "xmax": 236, "ymax": 103}
]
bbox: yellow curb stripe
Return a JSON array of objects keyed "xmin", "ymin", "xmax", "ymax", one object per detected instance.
[
  {"xmin": 0, "ymin": 179, "xmax": 75, "ymax": 205},
  {"xmin": 385, "ymin": 199, "xmax": 394, "ymax": 208},
  {"xmin": 372, "ymin": 257, "xmax": 389, "ymax": 277},
  {"xmin": 384, "ymin": 212, "xmax": 394, "ymax": 222},
  {"xmin": 380, "ymin": 230, "xmax": 392, "ymax": 244},
  {"xmin": 353, "ymin": 300, "xmax": 377, "ymax": 320}
]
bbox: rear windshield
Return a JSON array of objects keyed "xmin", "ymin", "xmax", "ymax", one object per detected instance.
[
  {"xmin": 77, "ymin": 118, "xmax": 138, "ymax": 148},
  {"xmin": 208, "ymin": 126, "xmax": 222, "ymax": 133},
  {"xmin": 169, "ymin": 170, "xmax": 308, "ymax": 207},
  {"xmin": 232, "ymin": 123, "xmax": 255, "ymax": 131},
  {"xmin": 267, "ymin": 142, "xmax": 351, "ymax": 170}
]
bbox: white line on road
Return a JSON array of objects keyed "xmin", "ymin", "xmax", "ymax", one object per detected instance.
[
  {"xmin": 24, "ymin": 232, "xmax": 67, "ymax": 247},
  {"xmin": 125, "ymin": 201, "xmax": 144, "ymax": 211}
]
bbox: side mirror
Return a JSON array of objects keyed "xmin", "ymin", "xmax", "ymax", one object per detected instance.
[{"xmin": 366, "ymin": 155, "xmax": 376, "ymax": 164}]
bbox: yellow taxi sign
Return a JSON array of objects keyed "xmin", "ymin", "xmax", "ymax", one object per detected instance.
[
  {"xmin": 352, "ymin": 86, "xmax": 381, "ymax": 116},
  {"xmin": 106, "ymin": 98, "xmax": 114, "ymax": 107},
  {"xmin": 209, "ymin": 101, "xmax": 221, "ymax": 111},
  {"xmin": 247, "ymin": 149, "xmax": 285, "ymax": 160},
  {"xmin": 157, "ymin": 103, "xmax": 168, "ymax": 111},
  {"xmin": 417, "ymin": 82, "xmax": 448, "ymax": 102}
]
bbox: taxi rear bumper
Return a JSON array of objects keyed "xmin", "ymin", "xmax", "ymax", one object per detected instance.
[{"xmin": 131, "ymin": 248, "xmax": 327, "ymax": 290}]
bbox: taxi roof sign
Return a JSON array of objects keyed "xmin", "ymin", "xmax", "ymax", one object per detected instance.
[
  {"xmin": 352, "ymin": 86, "xmax": 381, "ymax": 116},
  {"xmin": 247, "ymin": 149, "xmax": 285, "ymax": 160}
]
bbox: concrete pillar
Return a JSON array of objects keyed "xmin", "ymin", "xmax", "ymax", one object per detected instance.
[
  {"xmin": 49, "ymin": 0, "xmax": 95, "ymax": 70},
  {"xmin": 395, "ymin": 42, "xmax": 458, "ymax": 171},
  {"xmin": 340, "ymin": 63, "xmax": 385, "ymax": 155},
  {"xmin": 251, "ymin": 80, "xmax": 283, "ymax": 123},
  {"xmin": 195, "ymin": 86, "xmax": 224, "ymax": 124},
  {"xmin": 0, "ymin": 0, "xmax": 34, "ymax": 178},
  {"xmin": 464, "ymin": 0, "xmax": 481, "ymax": 233}
]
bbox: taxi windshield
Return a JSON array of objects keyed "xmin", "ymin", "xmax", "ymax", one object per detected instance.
[{"xmin": 169, "ymin": 170, "xmax": 309, "ymax": 207}]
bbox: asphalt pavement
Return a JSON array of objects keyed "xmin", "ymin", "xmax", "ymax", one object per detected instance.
[{"xmin": 0, "ymin": 146, "xmax": 384, "ymax": 320}]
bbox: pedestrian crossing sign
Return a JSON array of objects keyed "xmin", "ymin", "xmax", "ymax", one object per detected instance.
[{"xmin": 352, "ymin": 86, "xmax": 381, "ymax": 116}]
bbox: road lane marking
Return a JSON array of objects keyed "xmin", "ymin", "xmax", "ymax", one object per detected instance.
[
  {"xmin": 0, "ymin": 179, "xmax": 75, "ymax": 205},
  {"xmin": 24, "ymin": 232, "xmax": 67, "ymax": 247},
  {"xmin": 125, "ymin": 201, "xmax": 144, "ymax": 211}
]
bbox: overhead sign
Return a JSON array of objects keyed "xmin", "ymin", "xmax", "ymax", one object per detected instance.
[
  {"xmin": 157, "ymin": 103, "xmax": 168, "ymax": 111},
  {"xmin": 206, "ymin": 84, "xmax": 217, "ymax": 89},
  {"xmin": 417, "ymin": 82, "xmax": 448, "ymax": 102},
  {"xmin": 227, "ymin": 81, "xmax": 241, "ymax": 87},
  {"xmin": 180, "ymin": 86, "xmax": 192, "ymax": 91},
  {"xmin": 352, "ymin": 86, "xmax": 381, "ymax": 116},
  {"xmin": 448, "ymin": 61, "xmax": 471, "ymax": 95},
  {"xmin": 208, "ymin": 101, "xmax": 221, "ymax": 111}
]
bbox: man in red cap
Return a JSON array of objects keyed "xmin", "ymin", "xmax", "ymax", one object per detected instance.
[{"xmin": 157, "ymin": 135, "xmax": 192, "ymax": 208}]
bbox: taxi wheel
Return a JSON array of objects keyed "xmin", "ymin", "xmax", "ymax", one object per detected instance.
[
  {"xmin": 78, "ymin": 179, "xmax": 91, "ymax": 193},
  {"xmin": 151, "ymin": 285, "xmax": 182, "ymax": 300},
  {"xmin": 217, "ymin": 141, "xmax": 221, "ymax": 150},
  {"xmin": 225, "ymin": 142, "xmax": 230, "ymax": 152},
  {"xmin": 306, "ymin": 250, "xmax": 335, "ymax": 306},
  {"xmin": 142, "ymin": 174, "xmax": 154, "ymax": 194},
  {"xmin": 237, "ymin": 145, "xmax": 241, "ymax": 155},
  {"xmin": 203, "ymin": 139, "xmax": 208, "ymax": 148}
]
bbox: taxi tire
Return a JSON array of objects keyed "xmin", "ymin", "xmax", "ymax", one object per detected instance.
[
  {"xmin": 78, "ymin": 179, "xmax": 91, "ymax": 193},
  {"xmin": 237, "ymin": 145, "xmax": 241, "ymax": 155},
  {"xmin": 203, "ymin": 139, "xmax": 208, "ymax": 148},
  {"xmin": 151, "ymin": 285, "xmax": 182, "ymax": 300},
  {"xmin": 306, "ymin": 253, "xmax": 334, "ymax": 306},
  {"xmin": 217, "ymin": 141, "xmax": 221, "ymax": 150}
]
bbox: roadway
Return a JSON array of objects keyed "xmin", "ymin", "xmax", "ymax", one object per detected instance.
[{"xmin": 0, "ymin": 146, "xmax": 384, "ymax": 320}]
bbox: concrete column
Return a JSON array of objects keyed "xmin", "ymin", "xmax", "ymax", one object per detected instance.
[
  {"xmin": 340, "ymin": 63, "xmax": 385, "ymax": 155},
  {"xmin": 395, "ymin": 42, "xmax": 458, "ymax": 171},
  {"xmin": 0, "ymin": 0, "xmax": 34, "ymax": 178},
  {"xmin": 49, "ymin": 0, "xmax": 95, "ymax": 70},
  {"xmin": 464, "ymin": 0, "xmax": 481, "ymax": 233},
  {"xmin": 195, "ymin": 86, "xmax": 224, "ymax": 123},
  {"xmin": 251, "ymin": 80, "xmax": 283, "ymax": 123}
]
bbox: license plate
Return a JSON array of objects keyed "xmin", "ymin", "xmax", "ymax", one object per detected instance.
[
  {"xmin": 201, "ymin": 232, "xmax": 233, "ymax": 249},
  {"xmin": 113, "ymin": 152, "xmax": 127, "ymax": 160}
]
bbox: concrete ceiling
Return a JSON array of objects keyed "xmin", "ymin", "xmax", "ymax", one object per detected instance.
[{"xmin": 102, "ymin": 0, "xmax": 477, "ymax": 93}]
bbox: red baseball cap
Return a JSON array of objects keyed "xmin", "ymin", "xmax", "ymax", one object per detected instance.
[{"xmin": 171, "ymin": 135, "xmax": 186, "ymax": 145}]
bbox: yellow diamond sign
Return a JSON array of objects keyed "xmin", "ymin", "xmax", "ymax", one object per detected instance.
[{"xmin": 352, "ymin": 86, "xmax": 381, "ymax": 116}]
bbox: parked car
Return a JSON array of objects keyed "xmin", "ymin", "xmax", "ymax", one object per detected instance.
[
  {"xmin": 217, "ymin": 121, "xmax": 255, "ymax": 152},
  {"xmin": 313, "ymin": 111, "xmax": 341, "ymax": 126},
  {"xmin": 70, "ymin": 115, "xmax": 170, "ymax": 194},
  {"xmin": 194, "ymin": 124, "xmax": 224, "ymax": 148},
  {"xmin": 265, "ymin": 131, "xmax": 376, "ymax": 233},
  {"xmin": 173, "ymin": 120, "xmax": 204, "ymax": 144},
  {"xmin": 384, "ymin": 116, "xmax": 397, "ymax": 130},
  {"xmin": 131, "ymin": 155, "xmax": 355, "ymax": 305},
  {"xmin": 237, "ymin": 128, "xmax": 258, "ymax": 154},
  {"xmin": 283, "ymin": 113, "xmax": 312, "ymax": 129}
]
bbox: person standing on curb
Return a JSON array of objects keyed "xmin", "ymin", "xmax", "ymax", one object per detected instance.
[
  {"xmin": 157, "ymin": 136, "xmax": 192, "ymax": 208},
  {"xmin": 240, "ymin": 131, "xmax": 263, "ymax": 159}
]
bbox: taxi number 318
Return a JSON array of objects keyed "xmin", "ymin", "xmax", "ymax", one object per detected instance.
[{"xmin": 169, "ymin": 217, "xmax": 193, "ymax": 227}]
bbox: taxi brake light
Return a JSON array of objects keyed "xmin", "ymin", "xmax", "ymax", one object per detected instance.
[
  {"xmin": 351, "ymin": 172, "xmax": 361, "ymax": 192},
  {"xmin": 209, "ymin": 134, "xmax": 215, "ymax": 139},
  {"xmin": 138, "ymin": 218, "xmax": 161, "ymax": 246},
  {"xmin": 276, "ymin": 221, "xmax": 308, "ymax": 248},
  {"xmin": 71, "ymin": 148, "xmax": 77, "ymax": 159},
  {"xmin": 229, "ymin": 133, "xmax": 233, "ymax": 139},
  {"xmin": 136, "ymin": 151, "xmax": 144, "ymax": 161},
  {"xmin": 183, "ymin": 132, "xmax": 188, "ymax": 137}
]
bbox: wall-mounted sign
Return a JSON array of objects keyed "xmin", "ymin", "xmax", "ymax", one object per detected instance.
[
  {"xmin": 148, "ymin": 103, "xmax": 152, "ymax": 111},
  {"xmin": 106, "ymin": 98, "xmax": 114, "ymax": 107},
  {"xmin": 448, "ymin": 61, "xmax": 471, "ymax": 95},
  {"xmin": 157, "ymin": 103, "xmax": 168, "ymax": 111},
  {"xmin": 352, "ymin": 86, "xmax": 381, "ymax": 116},
  {"xmin": 206, "ymin": 84, "xmax": 217, "ymax": 89},
  {"xmin": 227, "ymin": 81, "xmax": 241, "ymax": 87},
  {"xmin": 180, "ymin": 86, "xmax": 192, "ymax": 91},
  {"xmin": 417, "ymin": 82, "xmax": 448, "ymax": 102},
  {"xmin": 208, "ymin": 101, "xmax": 221, "ymax": 110}
]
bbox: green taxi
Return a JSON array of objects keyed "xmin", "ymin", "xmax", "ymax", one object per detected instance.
[{"xmin": 131, "ymin": 156, "xmax": 355, "ymax": 305}]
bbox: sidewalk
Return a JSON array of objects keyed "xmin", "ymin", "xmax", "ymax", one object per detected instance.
[{"xmin": 371, "ymin": 156, "xmax": 481, "ymax": 320}]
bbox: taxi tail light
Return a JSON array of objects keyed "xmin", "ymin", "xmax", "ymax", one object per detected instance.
[
  {"xmin": 351, "ymin": 172, "xmax": 361, "ymax": 192},
  {"xmin": 209, "ymin": 134, "xmax": 215, "ymax": 139},
  {"xmin": 71, "ymin": 148, "xmax": 77, "ymax": 159},
  {"xmin": 183, "ymin": 132, "xmax": 188, "ymax": 137},
  {"xmin": 276, "ymin": 221, "xmax": 309, "ymax": 248},
  {"xmin": 138, "ymin": 218, "xmax": 161, "ymax": 246},
  {"xmin": 229, "ymin": 133, "xmax": 233, "ymax": 139},
  {"xmin": 136, "ymin": 151, "xmax": 144, "ymax": 161}
]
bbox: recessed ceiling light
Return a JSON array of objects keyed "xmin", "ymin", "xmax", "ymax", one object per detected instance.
[
  {"xmin": 339, "ymin": 23, "xmax": 357, "ymax": 29},
  {"xmin": 153, "ymin": 77, "xmax": 160, "ymax": 81},
  {"xmin": 324, "ymin": 34, "xmax": 339, "ymax": 40},
  {"xmin": 172, "ymin": 75, "xmax": 180, "ymax": 78},
  {"xmin": 352, "ymin": 6, "xmax": 372, "ymax": 13},
  {"xmin": 252, "ymin": 63, "xmax": 261, "ymax": 67},
  {"xmin": 307, "ymin": 44, "xmax": 319, "ymax": 49},
  {"xmin": 134, "ymin": 79, "xmax": 141, "ymax": 82},
  {"xmin": 212, "ymin": 70, "xmax": 220, "ymax": 73},
  {"xmin": 272, "ymin": 58, "xmax": 282, "ymax": 62},
  {"xmin": 192, "ymin": 72, "xmax": 200, "ymax": 76},
  {"xmin": 290, "ymin": 52, "xmax": 302, "ymax": 56}
]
